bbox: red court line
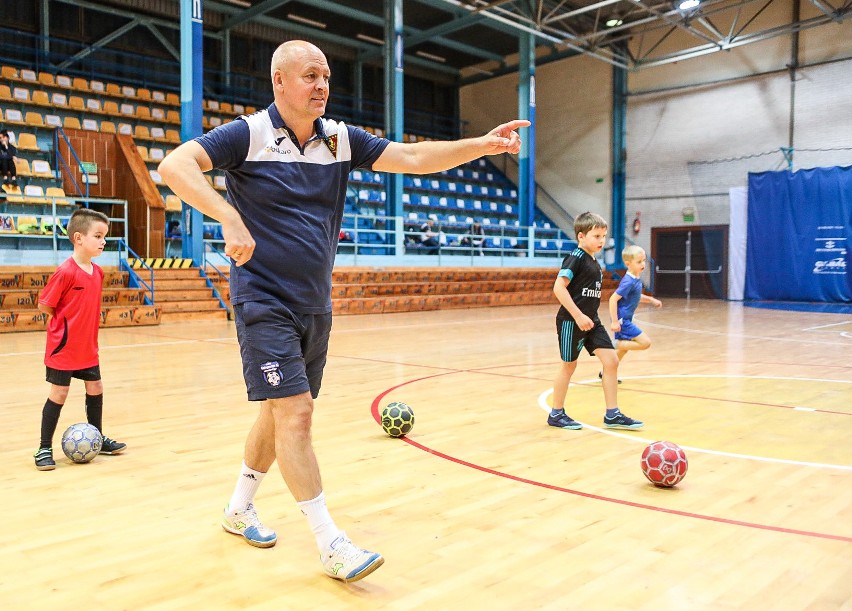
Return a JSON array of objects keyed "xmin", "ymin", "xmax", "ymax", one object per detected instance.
[{"xmin": 371, "ymin": 373, "xmax": 852, "ymax": 543}]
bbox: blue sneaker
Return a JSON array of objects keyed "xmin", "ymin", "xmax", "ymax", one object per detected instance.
[
  {"xmin": 547, "ymin": 411, "xmax": 583, "ymax": 430},
  {"xmin": 222, "ymin": 502, "xmax": 278, "ymax": 548},
  {"xmin": 321, "ymin": 533, "xmax": 384, "ymax": 583},
  {"xmin": 604, "ymin": 410, "xmax": 644, "ymax": 429}
]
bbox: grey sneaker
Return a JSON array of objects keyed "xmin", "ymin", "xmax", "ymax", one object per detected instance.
[
  {"xmin": 34, "ymin": 447, "xmax": 56, "ymax": 471},
  {"xmin": 321, "ymin": 533, "xmax": 384, "ymax": 583},
  {"xmin": 222, "ymin": 502, "xmax": 278, "ymax": 548}
]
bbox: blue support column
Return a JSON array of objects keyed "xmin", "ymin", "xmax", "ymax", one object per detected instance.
[
  {"xmin": 384, "ymin": 0, "xmax": 404, "ymax": 222},
  {"xmin": 180, "ymin": 0, "xmax": 204, "ymax": 262},
  {"xmin": 518, "ymin": 31, "xmax": 536, "ymax": 235},
  {"xmin": 611, "ymin": 63, "xmax": 627, "ymax": 258}
]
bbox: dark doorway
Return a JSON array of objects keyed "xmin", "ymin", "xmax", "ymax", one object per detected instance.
[{"xmin": 652, "ymin": 225, "xmax": 728, "ymax": 299}]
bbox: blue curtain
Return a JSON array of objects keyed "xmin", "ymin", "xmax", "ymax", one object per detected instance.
[{"xmin": 746, "ymin": 166, "xmax": 852, "ymax": 302}]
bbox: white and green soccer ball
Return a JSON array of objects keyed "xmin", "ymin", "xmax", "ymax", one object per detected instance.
[
  {"xmin": 381, "ymin": 402, "xmax": 415, "ymax": 438},
  {"xmin": 61, "ymin": 423, "xmax": 103, "ymax": 463}
]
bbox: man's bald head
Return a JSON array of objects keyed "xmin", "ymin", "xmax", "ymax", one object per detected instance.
[{"xmin": 271, "ymin": 40, "xmax": 324, "ymax": 80}]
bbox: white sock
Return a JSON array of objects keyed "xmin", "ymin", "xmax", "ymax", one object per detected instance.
[
  {"xmin": 297, "ymin": 491, "xmax": 342, "ymax": 551},
  {"xmin": 227, "ymin": 462, "xmax": 267, "ymax": 513}
]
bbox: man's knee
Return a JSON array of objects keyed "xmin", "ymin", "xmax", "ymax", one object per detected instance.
[{"xmin": 268, "ymin": 393, "xmax": 314, "ymax": 431}]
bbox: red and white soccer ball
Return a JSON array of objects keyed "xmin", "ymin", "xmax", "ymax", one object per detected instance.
[{"xmin": 640, "ymin": 441, "xmax": 688, "ymax": 488}]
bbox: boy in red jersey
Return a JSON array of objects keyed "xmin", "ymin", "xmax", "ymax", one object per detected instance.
[{"xmin": 34, "ymin": 208, "xmax": 126, "ymax": 470}]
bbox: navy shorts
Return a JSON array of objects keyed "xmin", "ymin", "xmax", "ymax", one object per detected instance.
[
  {"xmin": 233, "ymin": 300, "xmax": 332, "ymax": 402},
  {"xmin": 614, "ymin": 318, "xmax": 643, "ymax": 341},
  {"xmin": 556, "ymin": 318, "xmax": 614, "ymax": 362},
  {"xmin": 46, "ymin": 365, "xmax": 101, "ymax": 386}
]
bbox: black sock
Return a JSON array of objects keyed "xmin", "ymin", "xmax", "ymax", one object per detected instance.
[
  {"xmin": 86, "ymin": 394, "xmax": 104, "ymax": 433},
  {"xmin": 40, "ymin": 399, "xmax": 63, "ymax": 448}
]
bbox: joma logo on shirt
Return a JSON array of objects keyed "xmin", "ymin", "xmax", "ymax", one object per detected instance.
[{"xmin": 264, "ymin": 146, "xmax": 292, "ymax": 155}]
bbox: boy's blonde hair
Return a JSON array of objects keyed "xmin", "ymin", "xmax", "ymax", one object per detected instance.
[
  {"xmin": 622, "ymin": 244, "xmax": 645, "ymax": 263},
  {"xmin": 67, "ymin": 208, "xmax": 109, "ymax": 243},
  {"xmin": 573, "ymin": 211, "xmax": 608, "ymax": 238}
]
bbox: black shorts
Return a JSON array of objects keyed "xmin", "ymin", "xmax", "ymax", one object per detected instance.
[
  {"xmin": 45, "ymin": 365, "xmax": 101, "ymax": 386},
  {"xmin": 233, "ymin": 300, "xmax": 332, "ymax": 402},
  {"xmin": 556, "ymin": 318, "xmax": 614, "ymax": 362}
]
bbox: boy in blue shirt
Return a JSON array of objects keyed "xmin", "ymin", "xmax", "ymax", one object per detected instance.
[{"xmin": 608, "ymin": 245, "xmax": 662, "ymax": 374}]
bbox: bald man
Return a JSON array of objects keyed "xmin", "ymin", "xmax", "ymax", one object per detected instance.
[{"xmin": 159, "ymin": 40, "xmax": 528, "ymax": 583}]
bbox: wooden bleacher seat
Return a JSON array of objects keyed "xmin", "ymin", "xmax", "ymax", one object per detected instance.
[
  {"xmin": 100, "ymin": 121, "xmax": 117, "ymax": 134},
  {"xmin": 55, "ymin": 74, "xmax": 71, "ymax": 88},
  {"xmin": 68, "ymin": 95, "xmax": 85, "ymax": 111},
  {"xmin": 150, "ymin": 126, "xmax": 166, "ymax": 142},
  {"xmin": 149, "ymin": 169, "xmax": 163, "ymax": 184},
  {"xmin": 20, "ymin": 69, "xmax": 37, "ymax": 83},
  {"xmin": 44, "ymin": 114, "xmax": 62, "ymax": 128},
  {"xmin": 63, "ymin": 116, "xmax": 82, "ymax": 130},
  {"xmin": 89, "ymin": 80, "xmax": 104, "ymax": 93},
  {"xmin": 86, "ymin": 98, "xmax": 102, "ymax": 113},
  {"xmin": 136, "ymin": 88, "xmax": 151, "ymax": 101},
  {"xmin": 151, "ymin": 107, "xmax": 164, "ymax": 121},
  {"xmin": 149, "ymin": 147, "xmax": 165, "ymax": 162},
  {"xmin": 220, "ymin": 102, "xmax": 233, "ymax": 114},
  {"xmin": 120, "ymin": 103, "xmax": 134, "ymax": 116},
  {"xmin": 137, "ymin": 145, "xmax": 150, "ymax": 161},
  {"xmin": 233, "ymin": 103, "xmax": 245, "ymax": 114},
  {"xmin": 102, "ymin": 100, "xmax": 119, "ymax": 115},
  {"xmin": 118, "ymin": 123, "xmax": 133, "ymax": 135},
  {"xmin": 16, "ymin": 215, "xmax": 40, "ymax": 233},
  {"xmin": 15, "ymin": 157, "xmax": 33, "ymax": 176},
  {"xmin": 207, "ymin": 99, "xmax": 219, "ymax": 111},
  {"xmin": 165, "ymin": 129, "xmax": 180, "ymax": 144},
  {"xmin": 71, "ymin": 77, "xmax": 89, "ymax": 91},
  {"xmin": 151, "ymin": 90, "xmax": 166, "ymax": 103},
  {"xmin": 166, "ymin": 110, "xmax": 180, "ymax": 123},
  {"xmin": 3, "ymin": 109, "xmax": 25, "ymax": 125},
  {"xmin": 0, "ymin": 85, "xmax": 11, "ymax": 101},
  {"xmin": 135, "ymin": 125, "xmax": 151, "ymax": 140},
  {"xmin": 31, "ymin": 160, "xmax": 53, "ymax": 178},
  {"xmin": 137, "ymin": 106, "xmax": 152, "ymax": 121},
  {"xmin": 45, "ymin": 187, "xmax": 70, "ymax": 205},
  {"xmin": 22, "ymin": 185, "xmax": 46, "ymax": 203},
  {"xmin": 38, "ymin": 72, "xmax": 55, "ymax": 87},
  {"xmin": 82, "ymin": 118, "xmax": 99, "ymax": 131},
  {"xmin": 121, "ymin": 85, "xmax": 135, "ymax": 98},
  {"xmin": 164, "ymin": 194, "xmax": 182, "ymax": 212},
  {"xmin": 1, "ymin": 66, "xmax": 18, "ymax": 80},
  {"xmin": 51, "ymin": 92, "xmax": 68, "ymax": 107},
  {"xmin": 25, "ymin": 112, "xmax": 45, "ymax": 128},
  {"xmin": 31, "ymin": 90, "xmax": 50, "ymax": 107},
  {"xmin": 166, "ymin": 92, "xmax": 179, "ymax": 106},
  {"xmin": 13, "ymin": 87, "xmax": 31, "ymax": 103},
  {"xmin": 16, "ymin": 133, "xmax": 40, "ymax": 152},
  {"xmin": 106, "ymin": 83, "xmax": 121, "ymax": 96}
]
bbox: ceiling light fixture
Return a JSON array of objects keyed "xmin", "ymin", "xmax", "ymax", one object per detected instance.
[
  {"xmin": 356, "ymin": 33, "xmax": 385, "ymax": 46},
  {"xmin": 415, "ymin": 50, "xmax": 446, "ymax": 63},
  {"xmin": 605, "ymin": 18, "xmax": 623, "ymax": 27},
  {"xmin": 286, "ymin": 14, "xmax": 327, "ymax": 29},
  {"xmin": 674, "ymin": 0, "xmax": 701, "ymax": 11}
]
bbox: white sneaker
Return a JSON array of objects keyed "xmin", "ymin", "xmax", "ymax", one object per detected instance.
[
  {"xmin": 321, "ymin": 533, "xmax": 384, "ymax": 583},
  {"xmin": 222, "ymin": 502, "xmax": 278, "ymax": 548}
]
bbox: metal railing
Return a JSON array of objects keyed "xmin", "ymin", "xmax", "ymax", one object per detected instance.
[{"xmin": 116, "ymin": 239, "xmax": 155, "ymax": 305}]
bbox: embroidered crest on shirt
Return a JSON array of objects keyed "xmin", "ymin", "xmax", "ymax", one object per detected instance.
[
  {"xmin": 260, "ymin": 361, "xmax": 282, "ymax": 387},
  {"xmin": 322, "ymin": 134, "xmax": 338, "ymax": 157}
]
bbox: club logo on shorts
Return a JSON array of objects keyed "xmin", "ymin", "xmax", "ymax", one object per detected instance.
[{"xmin": 260, "ymin": 361, "xmax": 282, "ymax": 387}]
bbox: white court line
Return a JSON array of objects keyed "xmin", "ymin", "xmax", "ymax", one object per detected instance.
[
  {"xmin": 802, "ymin": 320, "xmax": 852, "ymax": 331},
  {"xmin": 639, "ymin": 320, "xmax": 851, "ymax": 346},
  {"xmin": 537, "ymin": 375, "xmax": 852, "ymax": 472}
]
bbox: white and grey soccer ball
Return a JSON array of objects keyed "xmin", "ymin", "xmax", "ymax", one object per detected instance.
[{"xmin": 61, "ymin": 423, "xmax": 103, "ymax": 463}]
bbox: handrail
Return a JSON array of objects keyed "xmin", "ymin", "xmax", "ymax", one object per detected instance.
[
  {"xmin": 201, "ymin": 242, "xmax": 231, "ymax": 314},
  {"xmin": 117, "ymin": 239, "xmax": 155, "ymax": 305},
  {"xmin": 53, "ymin": 126, "xmax": 89, "ymax": 199}
]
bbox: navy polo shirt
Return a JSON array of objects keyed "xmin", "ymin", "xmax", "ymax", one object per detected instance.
[{"xmin": 195, "ymin": 104, "xmax": 390, "ymax": 313}]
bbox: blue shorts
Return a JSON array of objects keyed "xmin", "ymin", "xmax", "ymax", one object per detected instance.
[
  {"xmin": 556, "ymin": 318, "xmax": 614, "ymax": 362},
  {"xmin": 614, "ymin": 319, "xmax": 643, "ymax": 341},
  {"xmin": 233, "ymin": 300, "xmax": 332, "ymax": 402}
]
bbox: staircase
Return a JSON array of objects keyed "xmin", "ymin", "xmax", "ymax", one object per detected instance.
[{"xmin": 129, "ymin": 260, "xmax": 228, "ymax": 322}]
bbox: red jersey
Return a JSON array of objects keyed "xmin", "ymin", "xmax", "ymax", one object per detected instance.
[{"xmin": 39, "ymin": 258, "xmax": 104, "ymax": 370}]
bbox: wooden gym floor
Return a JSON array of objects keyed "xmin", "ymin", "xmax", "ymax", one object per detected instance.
[{"xmin": 1, "ymin": 299, "xmax": 850, "ymax": 610}]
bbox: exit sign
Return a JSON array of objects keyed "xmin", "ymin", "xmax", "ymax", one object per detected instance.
[{"xmin": 80, "ymin": 161, "xmax": 98, "ymax": 174}]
